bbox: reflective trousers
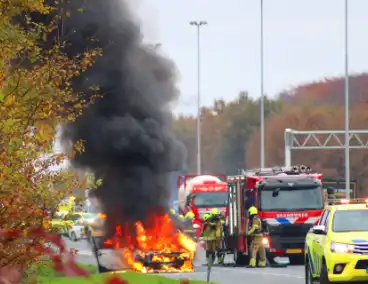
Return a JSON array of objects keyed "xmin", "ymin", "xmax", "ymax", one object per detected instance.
[{"xmin": 249, "ymin": 236, "xmax": 266, "ymax": 267}]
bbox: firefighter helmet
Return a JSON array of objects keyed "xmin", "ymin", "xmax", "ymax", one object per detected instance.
[
  {"xmin": 203, "ymin": 213, "xmax": 210, "ymax": 221},
  {"xmin": 248, "ymin": 206, "xmax": 258, "ymax": 216},
  {"xmin": 211, "ymin": 208, "xmax": 219, "ymax": 216},
  {"xmin": 185, "ymin": 211, "xmax": 195, "ymax": 220}
]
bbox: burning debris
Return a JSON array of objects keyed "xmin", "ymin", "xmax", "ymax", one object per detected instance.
[
  {"xmin": 105, "ymin": 215, "xmax": 196, "ymax": 273},
  {"xmin": 92, "ymin": 214, "xmax": 196, "ymax": 273},
  {"xmin": 57, "ymin": 0, "xmax": 191, "ymax": 273}
]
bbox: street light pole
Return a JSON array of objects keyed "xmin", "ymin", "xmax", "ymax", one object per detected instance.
[
  {"xmin": 190, "ymin": 21, "xmax": 207, "ymax": 174},
  {"xmin": 260, "ymin": 0, "xmax": 265, "ymax": 168},
  {"xmin": 344, "ymin": 0, "xmax": 350, "ymax": 198}
]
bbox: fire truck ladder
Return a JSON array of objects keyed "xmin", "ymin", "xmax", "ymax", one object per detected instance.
[{"xmin": 284, "ymin": 128, "xmax": 368, "ymax": 166}]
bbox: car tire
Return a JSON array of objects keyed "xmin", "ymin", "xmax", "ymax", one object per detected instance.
[
  {"xmin": 290, "ymin": 255, "xmax": 304, "ymax": 265},
  {"xmin": 305, "ymin": 258, "xmax": 314, "ymax": 284},
  {"xmin": 320, "ymin": 261, "xmax": 331, "ymax": 284},
  {"xmin": 70, "ymin": 231, "xmax": 78, "ymax": 242}
]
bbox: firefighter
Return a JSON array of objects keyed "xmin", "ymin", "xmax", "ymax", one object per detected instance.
[
  {"xmin": 185, "ymin": 211, "xmax": 195, "ymax": 221},
  {"xmin": 208, "ymin": 209, "xmax": 224, "ymax": 265},
  {"xmin": 246, "ymin": 206, "xmax": 266, "ymax": 268},
  {"xmin": 169, "ymin": 208, "xmax": 176, "ymax": 216},
  {"xmin": 177, "ymin": 211, "xmax": 185, "ymax": 221},
  {"xmin": 200, "ymin": 213, "xmax": 210, "ymax": 236},
  {"xmin": 214, "ymin": 211, "xmax": 226, "ymax": 264},
  {"xmin": 183, "ymin": 211, "xmax": 195, "ymax": 237},
  {"xmin": 201, "ymin": 213, "xmax": 216, "ymax": 265}
]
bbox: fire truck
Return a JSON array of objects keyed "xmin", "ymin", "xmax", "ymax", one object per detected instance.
[
  {"xmin": 225, "ymin": 165, "xmax": 330, "ymax": 265},
  {"xmin": 178, "ymin": 174, "xmax": 228, "ymax": 237}
]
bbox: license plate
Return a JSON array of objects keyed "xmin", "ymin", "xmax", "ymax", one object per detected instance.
[{"xmin": 287, "ymin": 249, "xmax": 302, "ymax": 254}]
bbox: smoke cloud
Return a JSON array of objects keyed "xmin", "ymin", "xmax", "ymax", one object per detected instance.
[{"xmin": 59, "ymin": 0, "xmax": 186, "ymax": 234}]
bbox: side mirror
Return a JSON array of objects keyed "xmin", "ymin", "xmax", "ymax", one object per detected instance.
[
  {"xmin": 272, "ymin": 188, "xmax": 280, "ymax": 197},
  {"xmin": 312, "ymin": 225, "xmax": 326, "ymax": 235},
  {"xmin": 186, "ymin": 195, "xmax": 192, "ymax": 206}
]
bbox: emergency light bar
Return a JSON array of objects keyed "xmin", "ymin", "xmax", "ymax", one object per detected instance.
[
  {"xmin": 241, "ymin": 165, "xmax": 312, "ymax": 176},
  {"xmin": 327, "ymin": 198, "xmax": 368, "ymax": 205}
]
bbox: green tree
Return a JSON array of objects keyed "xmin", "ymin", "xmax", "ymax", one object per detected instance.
[
  {"xmin": 218, "ymin": 92, "xmax": 282, "ymax": 174},
  {"xmin": 0, "ymin": 0, "xmax": 100, "ymax": 270}
]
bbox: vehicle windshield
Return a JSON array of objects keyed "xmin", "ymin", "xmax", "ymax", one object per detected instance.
[
  {"xmin": 259, "ymin": 186, "xmax": 323, "ymax": 211},
  {"xmin": 192, "ymin": 192, "xmax": 228, "ymax": 208},
  {"xmin": 333, "ymin": 210, "xmax": 368, "ymax": 232}
]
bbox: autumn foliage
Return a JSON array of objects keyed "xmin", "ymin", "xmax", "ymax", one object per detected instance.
[
  {"xmin": 175, "ymin": 75, "xmax": 368, "ymax": 194},
  {"xmin": 0, "ymin": 0, "xmax": 101, "ymax": 278}
]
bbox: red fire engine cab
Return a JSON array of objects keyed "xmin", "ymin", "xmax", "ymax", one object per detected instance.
[
  {"xmin": 225, "ymin": 165, "xmax": 327, "ymax": 265},
  {"xmin": 178, "ymin": 174, "xmax": 228, "ymax": 237}
]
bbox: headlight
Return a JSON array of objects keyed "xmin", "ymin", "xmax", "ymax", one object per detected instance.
[
  {"xmin": 193, "ymin": 224, "xmax": 200, "ymax": 229},
  {"xmin": 330, "ymin": 242, "xmax": 354, "ymax": 253},
  {"xmin": 262, "ymin": 237, "xmax": 270, "ymax": 248}
]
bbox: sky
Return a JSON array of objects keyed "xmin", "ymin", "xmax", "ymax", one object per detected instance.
[{"xmin": 134, "ymin": 0, "xmax": 368, "ymax": 115}]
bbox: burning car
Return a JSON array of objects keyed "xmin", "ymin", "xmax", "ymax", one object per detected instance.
[{"xmin": 91, "ymin": 214, "xmax": 197, "ymax": 273}]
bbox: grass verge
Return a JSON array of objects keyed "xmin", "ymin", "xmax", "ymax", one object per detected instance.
[
  {"xmin": 38, "ymin": 272, "xmax": 209, "ymax": 283},
  {"xmin": 31, "ymin": 261, "xmax": 210, "ymax": 284}
]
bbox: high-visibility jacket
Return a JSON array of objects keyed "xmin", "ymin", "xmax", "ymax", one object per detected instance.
[
  {"xmin": 248, "ymin": 215, "xmax": 263, "ymax": 237},
  {"xmin": 202, "ymin": 220, "xmax": 223, "ymax": 240}
]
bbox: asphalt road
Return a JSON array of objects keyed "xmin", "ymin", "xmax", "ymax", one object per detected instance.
[{"xmin": 64, "ymin": 237, "xmax": 305, "ymax": 284}]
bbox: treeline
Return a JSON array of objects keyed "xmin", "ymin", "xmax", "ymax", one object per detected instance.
[{"xmin": 174, "ymin": 73, "xmax": 368, "ymax": 192}]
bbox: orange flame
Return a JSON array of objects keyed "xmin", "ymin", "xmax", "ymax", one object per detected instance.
[
  {"xmin": 105, "ymin": 214, "xmax": 196, "ymax": 273},
  {"xmin": 98, "ymin": 213, "xmax": 107, "ymax": 219}
]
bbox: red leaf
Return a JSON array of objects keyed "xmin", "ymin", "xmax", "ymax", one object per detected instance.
[
  {"xmin": 0, "ymin": 265, "xmax": 22, "ymax": 283},
  {"xmin": 28, "ymin": 227, "xmax": 45, "ymax": 237},
  {"xmin": 106, "ymin": 276, "xmax": 128, "ymax": 284},
  {"xmin": 2, "ymin": 229, "xmax": 21, "ymax": 239},
  {"xmin": 52, "ymin": 255, "xmax": 63, "ymax": 272}
]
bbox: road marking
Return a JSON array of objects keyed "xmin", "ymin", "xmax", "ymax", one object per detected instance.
[
  {"xmin": 76, "ymin": 251, "xmax": 93, "ymax": 256},
  {"xmin": 213, "ymin": 267, "xmax": 304, "ymax": 279}
]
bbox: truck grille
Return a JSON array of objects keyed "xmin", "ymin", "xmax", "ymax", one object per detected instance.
[
  {"xmin": 280, "ymin": 225, "xmax": 311, "ymax": 237},
  {"xmin": 353, "ymin": 243, "xmax": 368, "ymax": 255},
  {"xmin": 355, "ymin": 260, "xmax": 368, "ymax": 269},
  {"xmin": 281, "ymin": 242, "xmax": 304, "ymax": 249}
]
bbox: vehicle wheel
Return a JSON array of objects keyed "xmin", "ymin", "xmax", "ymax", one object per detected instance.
[
  {"xmin": 305, "ymin": 258, "xmax": 314, "ymax": 284},
  {"xmin": 320, "ymin": 261, "xmax": 331, "ymax": 284},
  {"xmin": 233, "ymin": 248, "xmax": 247, "ymax": 266},
  {"xmin": 70, "ymin": 232, "xmax": 78, "ymax": 242},
  {"xmin": 290, "ymin": 255, "xmax": 305, "ymax": 265}
]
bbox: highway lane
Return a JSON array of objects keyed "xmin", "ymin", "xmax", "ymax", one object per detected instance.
[{"xmin": 64, "ymin": 237, "xmax": 305, "ymax": 284}]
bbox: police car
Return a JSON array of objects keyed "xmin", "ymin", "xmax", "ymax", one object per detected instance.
[{"xmin": 305, "ymin": 198, "xmax": 368, "ymax": 283}]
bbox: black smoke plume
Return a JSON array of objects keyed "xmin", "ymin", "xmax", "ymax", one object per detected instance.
[{"xmin": 55, "ymin": 0, "xmax": 186, "ymax": 235}]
